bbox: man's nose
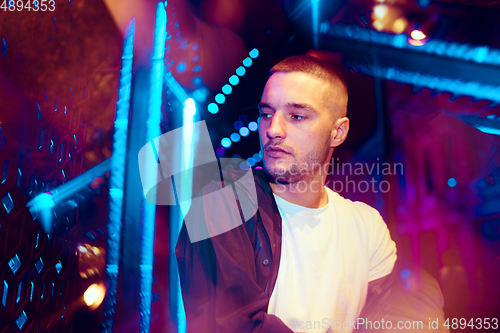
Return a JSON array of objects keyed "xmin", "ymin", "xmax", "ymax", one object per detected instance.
[{"xmin": 267, "ymin": 113, "xmax": 286, "ymax": 139}]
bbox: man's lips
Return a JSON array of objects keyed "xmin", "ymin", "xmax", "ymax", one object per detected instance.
[
  {"xmin": 265, "ymin": 145, "xmax": 290, "ymax": 157},
  {"xmin": 266, "ymin": 146, "xmax": 288, "ymax": 153}
]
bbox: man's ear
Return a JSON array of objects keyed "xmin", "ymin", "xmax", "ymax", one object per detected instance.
[{"xmin": 331, "ymin": 117, "xmax": 349, "ymax": 148}]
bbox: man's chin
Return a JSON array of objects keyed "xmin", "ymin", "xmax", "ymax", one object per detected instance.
[{"xmin": 263, "ymin": 165, "xmax": 298, "ymax": 183}]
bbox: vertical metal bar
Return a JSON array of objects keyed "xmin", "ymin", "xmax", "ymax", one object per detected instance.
[
  {"xmin": 102, "ymin": 18, "xmax": 135, "ymax": 333},
  {"xmin": 163, "ymin": 67, "xmax": 190, "ymax": 333},
  {"xmin": 312, "ymin": 0, "xmax": 320, "ymax": 49},
  {"xmin": 169, "ymin": 99, "xmax": 196, "ymax": 333},
  {"xmin": 169, "ymin": 203, "xmax": 187, "ymax": 333},
  {"xmin": 140, "ymin": 2, "xmax": 167, "ymax": 332}
]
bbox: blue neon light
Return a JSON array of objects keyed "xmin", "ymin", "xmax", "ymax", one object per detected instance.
[
  {"xmin": 192, "ymin": 87, "xmax": 208, "ymax": 102},
  {"xmin": 222, "ymin": 84, "xmax": 232, "ymax": 95},
  {"xmin": 207, "ymin": 103, "xmax": 219, "ymax": 114},
  {"xmin": 176, "ymin": 62, "xmax": 187, "ymax": 73},
  {"xmin": 229, "ymin": 75, "xmax": 239, "ymax": 85},
  {"xmin": 192, "ymin": 76, "xmax": 203, "ymax": 86},
  {"xmin": 312, "ymin": 0, "xmax": 320, "ymax": 48},
  {"xmin": 221, "ymin": 138, "xmax": 232, "ymax": 148},
  {"xmin": 236, "ymin": 66, "xmax": 246, "ymax": 76},
  {"xmin": 249, "ymin": 48, "xmax": 259, "ymax": 58},
  {"xmin": 475, "ymin": 126, "xmax": 500, "ymax": 135},
  {"xmin": 248, "ymin": 121, "xmax": 258, "ymax": 131},
  {"xmin": 242, "ymin": 57, "xmax": 252, "ymax": 67},
  {"xmin": 215, "ymin": 93, "xmax": 226, "ymax": 104},
  {"xmin": 239, "ymin": 127, "xmax": 249, "ymax": 137},
  {"xmin": 138, "ymin": 2, "xmax": 167, "ymax": 331},
  {"xmin": 234, "ymin": 120, "xmax": 243, "ymax": 130},
  {"xmin": 2, "ymin": 38, "xmax": 6, "ymax": 58},
  {"xmin": 353, "ymin": 63, "xmax": 500, "ymax": 103},
  {"xmin": 164, "ymin": 71, "xmax": 189, "ymax": 102},
  {"xmin": 184, "ymin": 97, "xmax": 196, "ymax": 118},
  {"xmin": 247, "ymin": 157, "xmax": 256, "ymax": 166},
  {"xmin": 253, "ymin": 153, "xmax": 262, "ymax": 162},
  {"xmin": 323, "ymin": 22, "xmax": 500, "ymax": 66},
  {"xmin": 230, "ymin": 133, "xmax": 241, "ymax": 142}
]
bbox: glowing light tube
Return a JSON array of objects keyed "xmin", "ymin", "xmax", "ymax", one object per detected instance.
[
  {"xmin": 139, "ymin": 2, "xmax": 167, "ymax": 332},
  {"xmin": 101, "ymin": 17, "xmax": 135, "ymax": 333}
]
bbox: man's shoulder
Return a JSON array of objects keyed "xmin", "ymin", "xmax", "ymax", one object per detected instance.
[
  {"xmin": 328, "ymin": 188, "xmax": 381, "ymax": 215},
  {"xmin": 326, "ymin": 188, "xmax": 386, "ymax": 228}
]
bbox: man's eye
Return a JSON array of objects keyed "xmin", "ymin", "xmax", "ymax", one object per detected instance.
[
  {"xmin": 261, "ymin": 113, "xmax": 272, "ymax": 119},
  {"xmin": 291, "ymin": 115, "xmax": 306, "ymax": 120}
]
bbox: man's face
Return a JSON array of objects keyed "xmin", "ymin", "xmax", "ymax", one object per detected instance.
[{"xmin": 258, "ymin": 72, "xmax": 341, "ymax": 183}]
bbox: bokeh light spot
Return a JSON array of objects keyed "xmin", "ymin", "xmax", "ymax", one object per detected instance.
[
  {"xmin": 229, "ymin": 75, "xmax": 240, "ymax": 85},
  {"xmin": 249, "ymin": 48, "xmax": 259, "ymax": 58},
  {"xmin": 222, "ymin": 84, "xmax": 232, "ymax": 95},
  {"xmin": 84, "ymin": 283, "xmax": 106, "ymax": 311},
  {"xmin": 410, "ymin": 30, "xmax": 426, "ymax": 40},
  {"xmin": 221, "ymin": 138, "xmax": 232, "ymax": 148},
  {"xmin": 234, "ymin": 120, "xmax": 243, "ymax": 130},
  {"xmin": 207, "ymin": 103, "xmax": 219, "ymax": 114},
  {"xmin": 239, "ymin": 127, "xmax": 250, "ymax": 137},
  {"xmin": 216, "ymin": 147, "xmax": 225, "ymax": 156},
  {"xmin": 230, "ymin": 133, "xmax": 241, "ymax": 142},
  {"xmin": 248, "ymin": 121, "xmax": 258, "ymax": 131},
  {"xmin": 242, "ymin": 57, "xmax": 252, "ymax": 67},
  {"xmin": 215, "ymin": 93, "xmax": 226, "ymax": 104},
  {"xmin": 176, "ymin": 62, "xmax": 187, "ymax": 73},
  {"xmin": 236, "ymin": 66, "xmax": 246, "ymax": 76}
]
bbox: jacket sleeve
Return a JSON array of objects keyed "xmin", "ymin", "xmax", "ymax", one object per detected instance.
[
  {"xmin": 175, "ymin": 180, "xmax": 294, "ymax": 333},
  {"xmin": 356, "ymin": 265, "xmax": 449, "ymax": 333}
]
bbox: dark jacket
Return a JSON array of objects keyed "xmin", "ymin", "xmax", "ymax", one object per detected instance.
[{"xmin": 175, "ymin": 169, "xmax": 448, "ymax": 333}]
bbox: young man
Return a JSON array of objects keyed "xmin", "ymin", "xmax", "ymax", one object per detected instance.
[{"xmin": 176, "ymin": 55, "xmax": 447, "ymax": 332}]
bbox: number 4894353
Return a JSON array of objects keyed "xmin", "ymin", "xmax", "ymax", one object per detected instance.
[
  {"xmin": 444, "ymin": 318, "xmax": 498, "ymax": 330},
  {"xmin": 1, "ymin": 0, "xmax": 56, "ymax": 11}
]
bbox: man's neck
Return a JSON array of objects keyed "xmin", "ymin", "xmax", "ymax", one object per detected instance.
[{"xmin": 269, "ymin": 177, "xmax": 329, "ymax": 209}]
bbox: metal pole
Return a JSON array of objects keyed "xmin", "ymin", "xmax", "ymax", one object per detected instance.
[
  {"xmin": 102, "ymin": 18, "xmax": 135, "ymax": 333},
  {"xmin": 139, "ymin": 2, "xmax": 167, "ymax": 332}
]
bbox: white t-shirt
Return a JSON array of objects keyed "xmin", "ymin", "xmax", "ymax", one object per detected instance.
[{"xmin": 267, "ymin": 187, "xmax": 397, "ymax": 333}]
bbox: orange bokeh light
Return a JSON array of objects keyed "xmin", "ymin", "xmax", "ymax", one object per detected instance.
[
  {"xmin": 83, "ymin": 283, "xmax": 106, "ymax": 311},
  {"xmin": 410, "ymin": 30, "xmax": 426, "ymax": 40}
]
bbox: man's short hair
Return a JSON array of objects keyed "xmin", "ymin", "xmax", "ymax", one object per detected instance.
[{"xmin": 269, "ymin": 55, "xmax": 348, "ymax": 117}]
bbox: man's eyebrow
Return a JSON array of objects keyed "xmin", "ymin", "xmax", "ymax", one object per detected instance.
[
  {"xmin": 285, "ymin": 102, "xmax": 317, "ymax": 113},
  {"xmin": 258, "ymin": 102, "xmax": 273, "ymax": 111},
  {"xmin": 257, "ymin": 102, "xmax": 318, "ymax": 113}
]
